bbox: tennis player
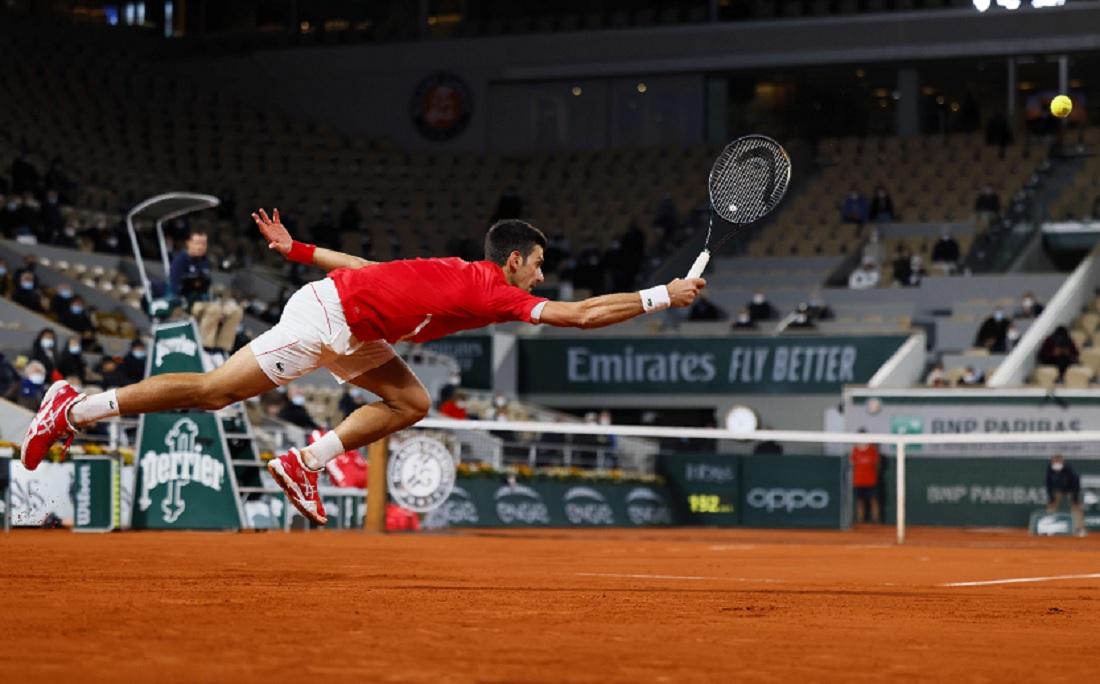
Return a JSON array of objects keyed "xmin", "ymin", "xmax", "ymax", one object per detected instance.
[{"xmin": 21, "ymin": 209, "xmax": 705, "ymax": 524}]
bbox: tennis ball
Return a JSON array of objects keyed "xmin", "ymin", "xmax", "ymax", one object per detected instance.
[{"xmin": 1051, "ymin": 95, "xmax": 1073, "ymax": 118}]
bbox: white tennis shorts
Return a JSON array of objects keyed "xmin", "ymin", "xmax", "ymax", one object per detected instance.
[{"xmin": 249, "ymin": 278, "xmax": 395, "ymax": 386}]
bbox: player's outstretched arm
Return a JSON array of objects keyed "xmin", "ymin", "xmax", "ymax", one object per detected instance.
[
  {"xmin": 252, "ymin": 208, "xmax": 379, "ymax": 271},
  {"xmin": 539, "ymin": 278, "xmax": 704, "ymax": 329}
]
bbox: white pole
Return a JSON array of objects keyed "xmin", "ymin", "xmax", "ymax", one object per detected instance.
[{"xmin": 896, "ymin": 440, "xmax": 907, "ymax": 545}]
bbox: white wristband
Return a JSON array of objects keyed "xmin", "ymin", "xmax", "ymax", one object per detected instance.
[{"xmin": 639, "ymin": 285, "xmax": 671, "ymax": 313}]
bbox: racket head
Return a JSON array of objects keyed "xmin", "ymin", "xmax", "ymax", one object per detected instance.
[{"xmin": 708, "ymin": 135, "xmax": 791, "ymax": 225}]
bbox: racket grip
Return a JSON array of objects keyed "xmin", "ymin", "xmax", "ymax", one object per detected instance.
[{"xmin": 686, "ymin": 250, "xmax": 711, "ymax": 279}]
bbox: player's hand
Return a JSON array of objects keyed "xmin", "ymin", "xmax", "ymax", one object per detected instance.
[
  {"xmin": 667, "ymin": 278, "xmax": 706, "ymax": 307},
  {"xmin": 252, "ymin": 208, "xmax": 292, "ymax": 257}
]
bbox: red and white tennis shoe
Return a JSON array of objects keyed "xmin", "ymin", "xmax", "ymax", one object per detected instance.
[
  {"xmin": 268, "ymin": 447, "xmax": 328, "ymax": 525},
  {"xmin": 20, "ymin": 380, "xmax": 85, "ymax": 471}
]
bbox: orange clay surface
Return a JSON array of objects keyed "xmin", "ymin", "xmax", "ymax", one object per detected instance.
[{"xmin": 2, "ymin": 526, "xmax": 1100, "ymax": 683}]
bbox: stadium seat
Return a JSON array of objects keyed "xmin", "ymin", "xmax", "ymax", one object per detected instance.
[{"xmin": 1031, "ymin": 365, "xmax": 1060, "ymax": 390}]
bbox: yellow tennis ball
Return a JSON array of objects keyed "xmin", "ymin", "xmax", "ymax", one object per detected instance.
[{"xmin": 1051, "ymin": 95, "xmax": 1073, "ymax": 118}]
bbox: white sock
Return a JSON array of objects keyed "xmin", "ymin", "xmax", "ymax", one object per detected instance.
[
  {"xmin": 301, "ymin": 431, "xmax": 346, "ymax": 471},
  {"xmin": 69, "ymin": 389, "xmax": 120, "ymax": 428}
]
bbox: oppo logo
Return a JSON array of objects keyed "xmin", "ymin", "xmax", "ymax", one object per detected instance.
[{"xmin": 747, "ymin": 488, "xmax": 829, "ymax": 512}]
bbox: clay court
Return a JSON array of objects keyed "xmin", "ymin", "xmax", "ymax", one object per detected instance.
[{"xmin": 2, "ymin": 526, "xmax": 1099, "ymax": 683}]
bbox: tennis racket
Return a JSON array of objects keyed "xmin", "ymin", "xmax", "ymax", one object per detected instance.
[{"xmin": 686, "ymin": 135, "xmax": 792, "ymax": 279}]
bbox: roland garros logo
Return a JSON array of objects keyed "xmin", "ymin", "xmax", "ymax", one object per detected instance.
[{"xmin": 387, "ymin": 436, "xmax": 456, "ymax": 513}]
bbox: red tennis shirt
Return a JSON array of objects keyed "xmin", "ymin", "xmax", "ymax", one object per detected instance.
[{"xmin": 328, "ymin": 258, "xmax": 548, "ymax": 344}]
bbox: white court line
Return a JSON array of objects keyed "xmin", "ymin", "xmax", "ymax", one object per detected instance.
[
  {"xmin": 940, "ymin": 573, "xmax": 1100, "ymax": 587},
  {"xmin": 576, "ymin": 573, "xmax": 784, "ymax": 583}
]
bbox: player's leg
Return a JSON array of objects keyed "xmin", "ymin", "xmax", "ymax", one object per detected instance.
[{"xmin": 298, "ymin": 355, "xmax": 430, "ymax": 471}]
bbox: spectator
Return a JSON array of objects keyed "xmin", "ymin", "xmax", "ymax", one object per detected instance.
[
  {"xmin": 49, "ymin": 282, "xmax": 77, "ymax": 319},
  {"xmin": 120, "ymin": 340, "xmax": 148, "ymax": 385},
  {"xmin": 619, "ymin": 219, "xmax": 646, "ymax": 290},
  {"xmin": 278, "ymin": 386, "xmax": 321, "ymax": 430},
  {"xmin": 839, "ymin": 187, "xmax": 869, "ymax": 226},
  {"xmin": 931, "ymin": 229, "xmax": 961, "ymax": 270},
  {"xmin": 868, "ymin": 185, "xmax": 896, "ymax": 223},
  {"xmin": 13, "ymin": 270, "xmax": 45, "ymax": 312},
  {"xmin": 925, "ymin": 362, "xmax": 947, "ymax": 387},
  {"xmin": 848, "ymin": 256, "xmax": 881, "ymax": 290},
  {"xmin": 905, "ymin": 254, "xmax": 926, "ymax": 287},
  {"xmin": 96, "ymin": 356, "xmax": 130, "ymax": 390},
  {"xmin": 15, "ymin": 191, "xmax": 39, "ymax": 239},
  {"xmin": 39, "ymin": 189, "xmax": 63, "ymax": 243},
  {"xmin": 653, "ymin": 193, "xmax": 679, "ymax": 239},
  {"xmin": 11, "ymin": 150, "xmax": 39, "ymax": 196},
  {"xmin": 787, "ymin": 303, "xmax": 815, "ymax": 329},
  {"xmin": 16, "ymin": 360, "xmax": 48, "ymax": 410},
  {"xmin": 339, "ymin": 386, "xmax": 368, "ymax": 419},
  {"xmin": 806, "ymin": 291, "xmax": 834, "ymax": 321},
  {"xmin": 1019, "ymin": 291, "xmax": 1044, "ymax": 319},
  {"xmin": 1004, "ymin": 321, "xmax": 1021, "ymax": 353},
  {"xmin": 490, "ymin": 185, "xmax": 524, "ymax": 223},
  {"xmin": 52, "ymin": 218, "xmax": 80, "ymax": 249},
  {"xmin": 958, "ymin": 365, "xmax": 985, "ymax": 386},
  {"xmin": 339, "ymin": 199, "xmax": 364, "ymax": 234},
  {"xmin": 30, "ymin": 327, "xmax": 60, "ymax": 381},
  {"xmin": 850, "ymin": 429, "xmax": 881, "ymax": 524},
  {"xmin": 974, "ymin": 306, "xmax": 1010, "ymax": 352},
  {"xmin": 56, "ymin": 336, "xmax": 87, "ymax": 386},
  {"xmin": 0, "ymin": 259, "xmax": 13, "ymax": 297},
  {"xmin": 974, "ymin": 185, "xmax": 1001, "ymax": 231},
  {"xmin": 439, "ymin": 390, "xmax": 470, "ymax": 420},
  {"xmin": 891, "ymin": 243, "xmax": 912, "ymax": 286},
  {"xmin": 688, "ymin": 293, "xmax": 725, "ymax": 321},
  {"xmin": 169, "ymin": 230, "xmax": 244, "ymax": 352},
  {"xmin": 0, "ymin": 352, "xmax": 20, "ymax": 399},
  {"xmin": 0, "ymin": 195, "xmax": 21, "ymax": 238},
  {"xmin": 747, "ymin": 289, "xmax": 775, "ymax": 322},
  {"xmin": 732, "ymin": 307, "xmax": 756, "ymax": 330},
  {"xmin": 438, "ymin": 370, "xmax": 461, "ymax": 406},
  {"xmin": 59, "ymin": 295, "xmax": 95, "ymax": 335},
  {"xmin": 862, "ymin": 228, "xmax": 886, "ymax": 270},
  {"xmin": 1046, "ymin": 454, "xmax": 1085, "ymax": 536},
  {"xmin": 1038, "ymin": 325, "xmax": 1079, "ymax": 380},
  {"xmin": 79, "ymin": 328, "xmax": 103, "ymax": 355}
]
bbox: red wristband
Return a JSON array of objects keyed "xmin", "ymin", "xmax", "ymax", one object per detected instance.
[{"xmin": 287, "ymin": 241, "xmax": 316, "ymax": 264}]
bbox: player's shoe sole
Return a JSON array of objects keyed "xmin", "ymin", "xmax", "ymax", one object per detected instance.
[
  {"xmin": 20, "ymin": 380, "xmax": 84, "ymax": 471},
  {"xmin": 267, "ymin": 450, "xmax": 328, "ymax": 525}
]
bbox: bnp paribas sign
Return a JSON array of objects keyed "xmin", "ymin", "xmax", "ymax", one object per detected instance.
[{"xmin": 518, "ymin": 336, "xmax": 908, "ymax": 394}]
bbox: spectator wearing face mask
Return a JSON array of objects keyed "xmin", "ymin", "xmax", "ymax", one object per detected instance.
[
  {"xmin": 746, "ymin": 289, "xmax": 775, "ymax": 322},
  {"xmin": 40, "ymin": 189, "xmax": 63, "ymax": 243},
  {"xmin": 439, "ymin": 390, "xmax": 470, "ymax": 420},
  {"xmin": 96, "ymin": 356, "xmax": 130, "ymax": 390},
  {"xmin": 120, "ymin": 341, "xmax": 148, "ymax": 385},
  {"xmin": 805, "ymin": 292, "xmax": 834, "ymax": 321},
  {"xmin": 0, "ymin": 259, "xmax": 12, "ymax": 297},
  {"xmin": 0, "ymin": 196, "xmax": 21, "ymax": 238},
  {"xmin": 438, "ymin": 370, "xmax": 461, "ymax": 407},
  {"xmin": 975, "ymin": 306, "xmax": 1010, "ymax": 352},
  {"xmin": 30, "ymin": 328, "xmax": 59, "ymax": 380},
  {"xmin": 1038, "ymin": 325, "xmax": 1079, "ymax": 381},
  {"xmin": 80, "ymin": 328, "xmax": 103, "ymax": 355},
  {"xmin": 787, "ymin": 303, "xmax": 815, "ymax": 329},
  {"xmin": 732, "ymin": 307, "xmax": 757, "ymax": 330},
  {"xmin": 958, "ymin": 365, "xmax": 985, "ymax": 386},
  {"xmin": 59, "ymin": 295, "xmax": 95, "ymax": 335},
  {"xmin": 17, "ymin": 360, "xmax": 49, "ymax": 410},
  {"xmin": 56, "ymin": 336, "xmax": 87, "ymax": 386},
  {"xmin": 278, "ymin": 385, "xmax": 321, "ymax": 430},
  {"xmin": 13, "ymin": 271, "xmax": 44, "ymax": 312},
  {"xmin": 49, "ymin": 282, "xmax": 77, "ymax": 319},
  {"xmin": 1019, "ymin": 291, "xmax": 1044, "ymax": 319}
]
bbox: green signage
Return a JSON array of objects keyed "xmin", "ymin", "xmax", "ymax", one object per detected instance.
[
  {"xmin": 131, "ymin": 413, "xmax": 244, "ymax": 530},
  {"xmin": 740, "ymin": 455, "xmax": 850, "ymax": 529},
  {"xmin": 519, "ymin": 335, "xmax": 908, "ymax": 394},
  {"xmin": 879, "ymin": 456, "xmax": 1100, "ymax": 528},
  {"xmin": 151, "ymin": 320, "xmax": 206, "ymax": 375},
  {"xmin": 657, "ymin": 453, "xmax": 740, "ymax": 526},
  {"xmin": 73, "ymin": 456, "xmax": 119, "ymax": 533},
  {"xmin": 428, "ymin": 479, "xmax": 676, "ymax": 528},
  {"xmin": 422, "ymin": 335, "xmax": 493, "ymax": 389}
]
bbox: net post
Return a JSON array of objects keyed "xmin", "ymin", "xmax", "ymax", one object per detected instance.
[
  {"xmin": 364, "ymin": 439, "xmax": 389, "ymax": 534},
  {"xmin": 896, "ymin": 440, "xmax": 907, "ymax": 545}
]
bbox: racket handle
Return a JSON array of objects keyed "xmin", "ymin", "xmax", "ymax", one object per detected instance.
[{"xmin": 686, "ymin": 250, "xmax": 711, "ymax": 279}]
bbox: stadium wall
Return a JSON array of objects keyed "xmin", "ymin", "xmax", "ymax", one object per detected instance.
[{"xmin": 162, "ymin": 5, "xmax": 1100, "ymax": 150}]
